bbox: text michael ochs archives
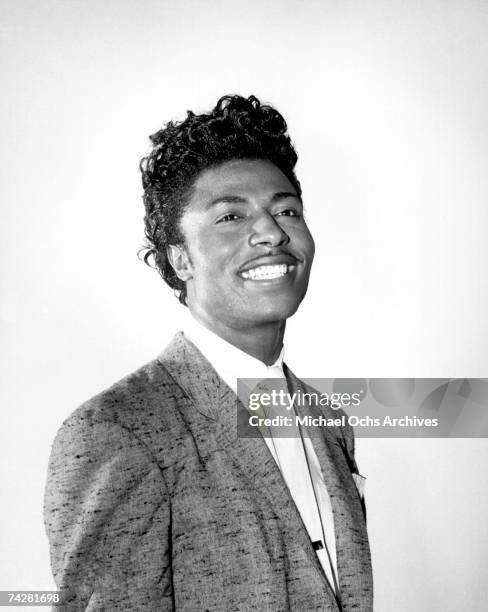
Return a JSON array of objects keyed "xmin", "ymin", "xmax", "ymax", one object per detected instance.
[
  {"xmin": 245, "ymin": 388, "xmax": 439, "ymax": 429},
  {"xmin": 237, "ymin": 378, "xmax": 488, "ymax": 437}
]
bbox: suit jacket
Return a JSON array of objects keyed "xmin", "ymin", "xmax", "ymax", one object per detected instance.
[{"xmin": 45, "ymin": 332, "xmax": 373, "ymax": 611}]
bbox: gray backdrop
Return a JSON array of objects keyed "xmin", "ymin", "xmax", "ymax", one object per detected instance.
[{"xmin": 1, "ymin": 1, "xmax": 487, "ymax": 610}]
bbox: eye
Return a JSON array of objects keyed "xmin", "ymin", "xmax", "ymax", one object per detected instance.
[
  {"xmin": 275, "ymin": 208, "xmax": 301, "ymax": 218},
  {"xmin": 216, "ymin": 213, "xmax": 241, "ymax": 224}
]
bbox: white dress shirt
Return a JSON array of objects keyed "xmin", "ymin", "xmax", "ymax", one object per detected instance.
[{"xmin": 182, "ymin": 315, "xmax": 339, "ymax": 592}]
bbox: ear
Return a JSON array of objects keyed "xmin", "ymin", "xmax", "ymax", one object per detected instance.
[{"xmin": 167, "ymin": 244, "xmax": 193, "ymax": 282}]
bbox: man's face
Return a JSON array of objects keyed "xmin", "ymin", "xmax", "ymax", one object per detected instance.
[{"xmin": 175, "ymin": 159, "xmax": 315, "ymax": 331}]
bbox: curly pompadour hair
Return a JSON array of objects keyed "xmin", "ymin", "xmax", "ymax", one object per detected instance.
[{"xmin": 140, "ymin": 94, "xmax": 301, "ymax": 305}]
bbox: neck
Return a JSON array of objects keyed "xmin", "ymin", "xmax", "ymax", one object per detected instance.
[{"xmin": 188, "ymin": 308, "xmax": 285, "ymax": 365}]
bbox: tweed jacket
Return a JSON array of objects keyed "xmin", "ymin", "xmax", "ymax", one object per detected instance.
[{"xmin": 45, "ymin": 332, "xmax": 373, "ymax": 611}]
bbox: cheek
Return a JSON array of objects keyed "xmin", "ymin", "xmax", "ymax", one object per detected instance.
[
  {"xmin": 291, "ymin": 225, "xmax": 315, "ymax": 264},
  {"xmin": 302, "ymin": 225, "xmax": 315, "ymax": 261},
  {"xmin": 194, "ymin": 233, "xmax": 239, "ymax": 272},
  {"xmin": 190, "ymin": 242, "xmax": 236, "ymax": 292}
]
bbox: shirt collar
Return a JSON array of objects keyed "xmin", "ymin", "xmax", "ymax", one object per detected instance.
[{"xmin": 181, "ymin": 313, "xmax": 285, "ymax": 396}]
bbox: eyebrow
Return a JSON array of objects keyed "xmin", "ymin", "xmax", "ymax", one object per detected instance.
[
  {"xmin": 206, "ymin": 191, "xmax": 301, "ymax": 209},
  {"xmin": 271, "ymin": 191, "xmax": 301, "ymax": 203}
]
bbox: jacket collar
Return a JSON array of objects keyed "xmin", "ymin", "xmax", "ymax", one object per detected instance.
[{"xmin": 158, "ymin": 331, "xmax": 227, "ymax": 421}]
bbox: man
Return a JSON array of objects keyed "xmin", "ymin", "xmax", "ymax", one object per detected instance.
[{"xmin": 45, "ymin": 95, "xmax": 373, "ymax": 611}]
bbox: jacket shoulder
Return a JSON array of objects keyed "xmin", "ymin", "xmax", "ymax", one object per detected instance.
[
  {"xmin": 56, "ymin": 353, "xmax": 191, "ymax": 467},
  {"xmin": 71, "ymin": 356, "xmax": 175, "ymax": 421}
]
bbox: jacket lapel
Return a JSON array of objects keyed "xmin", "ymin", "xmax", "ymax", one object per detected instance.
[{"xmin": 215, "ymin": 384, "xmax": 340, "ymax": 605}]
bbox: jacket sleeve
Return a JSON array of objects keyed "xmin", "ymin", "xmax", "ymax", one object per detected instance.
[{"xmin": 44, "ymin": 409, "xmax": 174, "ymax": 611}]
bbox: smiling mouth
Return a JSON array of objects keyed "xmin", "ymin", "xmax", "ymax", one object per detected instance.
[{"xmin": 240, "ymin": 264, "xmax": 292, "ymax": 281}]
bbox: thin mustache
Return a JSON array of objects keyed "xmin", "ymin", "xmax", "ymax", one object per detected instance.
[{"xmin": 238, "ymin": 250, "xmax": 300, "ymax": 271}]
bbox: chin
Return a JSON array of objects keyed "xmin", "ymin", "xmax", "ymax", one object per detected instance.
[{"xmin": 249, "ymin": 298, "xmax": 302, "ymax": 324}]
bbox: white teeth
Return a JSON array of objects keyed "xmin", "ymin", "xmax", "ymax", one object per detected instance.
[{"xmin": 241, "ymin": 264, "xmax": 288, "ymax": 280}]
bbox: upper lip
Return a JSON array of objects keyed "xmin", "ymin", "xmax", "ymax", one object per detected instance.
[{"xmin": 238, "ymin": 252, "xmax": 299, "ymax": 274}]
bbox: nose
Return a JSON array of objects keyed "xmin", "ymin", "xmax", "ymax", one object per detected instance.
[{"xmin": 248, "ymin": 210, "xmax": 290, "ymax": 248}]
